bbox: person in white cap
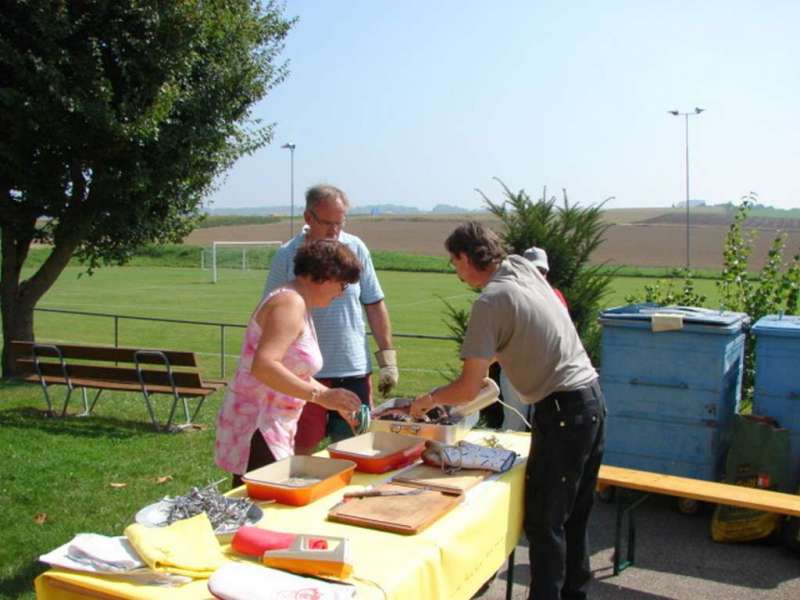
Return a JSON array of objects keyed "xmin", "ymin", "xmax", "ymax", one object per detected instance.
[{"xmin": 524, "ymin": 246, "xmax": 568, "ymax": 308}]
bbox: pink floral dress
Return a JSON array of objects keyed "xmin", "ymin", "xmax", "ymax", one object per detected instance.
[{"xmin": 214, "ymin": 288, "xmax": 323, "ymax": 475}]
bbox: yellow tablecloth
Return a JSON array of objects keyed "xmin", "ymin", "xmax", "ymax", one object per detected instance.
[{"xmin": 35, "ymin": 430, "xmax": 530, "ymax": 600}]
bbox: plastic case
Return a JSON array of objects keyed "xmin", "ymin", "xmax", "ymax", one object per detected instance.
[
  {"xmin": 242, "ymin": 456, "xmax": 356, "ymax": 506},
  {"xmin": 599, "ymin": 304, "xmax": 748, "ymax": 480},
  {"xmin": 327, "ymin": 432, "xmax": 425, "ymax": 473},
  {"xmin": 752, "ymin": 315, "xmax": 800, "ymax": 488}
]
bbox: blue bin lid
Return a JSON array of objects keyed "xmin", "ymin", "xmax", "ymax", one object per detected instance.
[
  {"xmin": 752, "ymin": 314, "xmax": 800, "ymax": 338},
  {"xmin": 599, "ymin": 303, "xmax": 748, "ymax": 333}
]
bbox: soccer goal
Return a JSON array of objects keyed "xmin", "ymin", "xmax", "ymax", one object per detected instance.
[{"xmin": 203, "ymin": 241, "xmax": 283, "ymax": 283}]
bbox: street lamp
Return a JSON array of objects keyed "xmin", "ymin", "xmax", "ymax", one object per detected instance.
[
  {"xmin": 668, "ymin": 107, "xmax": 705, "ymax": 270},
  {"xmin": 281, "ymin": 142, "xmax": 296, "ymax": 237}
]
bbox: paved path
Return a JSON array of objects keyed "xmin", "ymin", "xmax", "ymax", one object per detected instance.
[{"xmin": 482, "ymin": 494, "xmax": 800, "ymax": 599}]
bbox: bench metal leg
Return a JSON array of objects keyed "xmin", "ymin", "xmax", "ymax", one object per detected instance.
[
  {"xmin": 506, "ymin": 548, "xmax": 515, "ymax": 600},
  {"xmin": 613, "ymin": 488, "xmax": 651, "ymax": 575},
  {"xmin": 88, "ymin": 389, "xmax": 103, "ymax": 414},
  {"xmin": 182, "ymin": 397, "xmax": 192, "ymax": 424},
  {"xmin": 140, "ymin": 389, "xmax": 161, "ymax": 431},
  {"xmin": 38, "ymin": 380, "xmax": 54, "ymax": 414},
  {"xmin": 60, "ymin": 387, "xmax": 75, "ymax": 417},
  {"xmin": 189, "ymin": 396, "xmax": 207, "ymax": 425},
  {"xmin": 74, "ymin": 388, "xmax": 103, "ymax": 417}
]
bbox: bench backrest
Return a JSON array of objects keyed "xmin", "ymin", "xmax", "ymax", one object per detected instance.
[
  {"xmin": 11, "ymin": 341, "xmax": 198, "ymax": 366},
  {"xmin": 12, "ymin": 341, "xmax": 205, "ymax": 390}
]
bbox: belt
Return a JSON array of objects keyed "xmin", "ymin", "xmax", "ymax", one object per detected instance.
[{"xmin": 535, "ymin": 380, "xmax": 601, "ymax": 415}]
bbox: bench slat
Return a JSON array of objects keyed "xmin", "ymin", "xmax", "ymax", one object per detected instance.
[
  {"xmin": 17, "ymin": 359, "xmax": 204, "ymax": 390},
  {"xmin": 11, "ymin": 341, "xmax": 197, "ymax": 367},
  {"xmin": 599, "ymin": 465, "xmax": 800, "ymax": 517},
  {"xmin": 20, "ymin": 374, "xmax": 217, "ymax": 397}
]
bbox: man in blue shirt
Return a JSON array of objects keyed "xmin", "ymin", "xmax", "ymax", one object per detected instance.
[{"xmin": 264, "ymin": 184, "xmax": 397, "ymax": 453}]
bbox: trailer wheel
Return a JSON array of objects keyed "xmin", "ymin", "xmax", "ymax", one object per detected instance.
[
  {"xmin": 597, "ymin": 485, "xmax": 615, "ymax": 503},
  {"xmin": 675, "ymin": 497, "xmax": 702, "ymax": 515}
]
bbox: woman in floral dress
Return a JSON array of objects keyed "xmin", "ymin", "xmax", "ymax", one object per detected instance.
[{"xmin": 215, "ymin": 240, "xmax": 363, "ymax": 486}]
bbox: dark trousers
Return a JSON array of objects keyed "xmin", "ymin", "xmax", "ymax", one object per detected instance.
[
  {"xmin": 323, "ymin": 376, "xmax": 371, "ymax": 442},
  {"xmin": 231, "ymin": 430, "xmax": 277, "ymax": 489},
  {"xmin": 524, "ymin": 380, "xmax": 606, "ymax": 600}
]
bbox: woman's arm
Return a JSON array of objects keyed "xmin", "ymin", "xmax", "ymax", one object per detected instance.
[{"xmin": 250, "ymin": 291, "xmax": 361, "ymax": 419}]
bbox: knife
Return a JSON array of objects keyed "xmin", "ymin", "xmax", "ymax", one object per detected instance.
[{"xmin": 342, "ymin": 487, "xmax": 426, "ymax": 499}]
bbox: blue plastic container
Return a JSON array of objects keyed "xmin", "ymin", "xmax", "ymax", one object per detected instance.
[
  {"xmin": 599, "ymin": 304, "xmax": 748, "ymax": 480},
  {"xmin": 751, "ymin": 315, "xmax": 800, "ymax": 488}
]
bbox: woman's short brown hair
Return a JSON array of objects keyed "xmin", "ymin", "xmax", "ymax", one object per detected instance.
[
  {"xmin": 445, "ymin": 221, "xmax": 506, "ymax": 270},
  {"xmin": 294, "ymin": 239, "xmax": 362, "ymax": 284}
]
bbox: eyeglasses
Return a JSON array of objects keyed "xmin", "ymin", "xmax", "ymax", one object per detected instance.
[{"xmin": 309, "ymin": 209, "xmax": 346, "ymax": 229}]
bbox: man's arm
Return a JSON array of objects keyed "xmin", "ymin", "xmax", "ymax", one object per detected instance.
[
  {"xmin": 366, "ymin": 300, "xmax": 398, "ymax": 396},
  {"xmin": 410, "ymin": 357, "xmax": 491, "ymax": 418},
  {"xmin": 364, "ymin": 300, "xmax": 393, "ymax": 351}
]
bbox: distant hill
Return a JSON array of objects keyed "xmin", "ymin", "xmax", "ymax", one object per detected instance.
[
  {"xmin": 349, "ymin": 204, "xmax": 421, "ymax": 215},
  {"xmin": 208, "ymin": 203, "xmax": 474, "ymax": 216}
]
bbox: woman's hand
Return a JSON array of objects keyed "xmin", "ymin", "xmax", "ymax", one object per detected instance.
[
  {"xmin": 313, "ymin": 388, "xmax": 362, "ymax": 430},
  {"xmin": 410, "ymin": 392, "xmax": 436, "ymax": 420}
]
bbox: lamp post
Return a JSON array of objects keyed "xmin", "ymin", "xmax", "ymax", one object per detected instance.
[
  {"xmin": 668, "ymin": 107, "xmax": 705, "ymax": 270},
  {"xmin": 281, "ymin": 142, "xmax": 296, "ymax": 237}
]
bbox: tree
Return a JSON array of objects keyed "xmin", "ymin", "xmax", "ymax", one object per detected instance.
[
  {"xmin": 443, "ymin": 180, "xmax": 614, "ymax": 363},
  {"xmin": 480, "ymin": 180, "xmax": 615, "ymax": 361},
  {"xmin": 0, "ymin": 1, "xmax": 294, "ymax": 376},
  {"xmin": 625, "ymin": 195, "xmax": 800, "ymax": 404}
]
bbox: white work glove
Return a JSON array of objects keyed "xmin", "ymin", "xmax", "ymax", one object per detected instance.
[{"xmin": 374, "ymin": 349, "xmax": 399, "ymax": 397}]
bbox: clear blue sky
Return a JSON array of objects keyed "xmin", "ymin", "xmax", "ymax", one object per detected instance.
[{"xmin": 208, "ymin": 1, "xmax": 800, "ymax": 212}]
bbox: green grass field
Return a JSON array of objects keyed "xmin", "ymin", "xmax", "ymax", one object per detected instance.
[{"xmin": 0, "ymin": 264, "xmax": 724, "ymax": 599}]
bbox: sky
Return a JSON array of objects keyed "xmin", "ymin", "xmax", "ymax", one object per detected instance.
[{"xmin": 207, "ymin": 1, "xmax": 800, "ymax": 212}]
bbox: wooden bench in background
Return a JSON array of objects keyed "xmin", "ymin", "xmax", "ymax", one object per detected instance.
[
  {"xmin": 599, "ymin": 465, "xmax": 800, "ymax": 574},
  {"xmin": 11, "ymin": 341, "xmax": 226, "ymax": 431}
]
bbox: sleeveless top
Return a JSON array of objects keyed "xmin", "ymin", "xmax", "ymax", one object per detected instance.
[{"xmin": 214, "ymin": 287, "xmax": 323, "ymax": 475}]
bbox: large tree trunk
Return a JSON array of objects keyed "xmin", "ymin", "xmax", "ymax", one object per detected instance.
[
  {"xmin": 1, "ymin": 222, "xmax": 81, "ymax": 378},
  {"xmin": 1, "ymin": 289, "xmax": 35, "ymax": 377}
]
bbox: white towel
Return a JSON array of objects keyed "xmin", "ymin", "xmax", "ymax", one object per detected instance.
[
  {"xmin": 39, "ymin": 534, "xmax": 190, "ymax": 586},
  {"xmin": 208, "ymin": 562, "xmax": 355, "ymax": 600},
  {"xmin": 67, "ymin": 534, "xmax": 143, "ymax": 572}
]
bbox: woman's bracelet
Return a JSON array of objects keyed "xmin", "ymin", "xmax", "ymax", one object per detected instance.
[{"xmin": 310, "ymin": 388, "xmax": 321, "ymax": 404}]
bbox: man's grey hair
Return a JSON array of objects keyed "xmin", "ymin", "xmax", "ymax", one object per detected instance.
[{"xmin": 305, "ymin": 184, "xmax": 350, "ymax": 210}]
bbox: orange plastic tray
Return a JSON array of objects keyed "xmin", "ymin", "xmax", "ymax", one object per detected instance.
[
  {"xmin": 327, "ymin": 432, "xmax": 425, "ymax": 473},
  {"xmin": 242, "ymin": 456, "xmax": 356, "ymax": 506}
]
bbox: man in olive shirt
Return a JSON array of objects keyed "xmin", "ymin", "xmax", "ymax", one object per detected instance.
[{"xmin": 411, "ymin": 221, "xmax": 605, "ymax": 600}]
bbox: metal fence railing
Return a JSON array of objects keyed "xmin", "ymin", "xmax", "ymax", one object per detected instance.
[{"xmin": 33, "ymin": 307, "xmax": 457, "ymax": 378}]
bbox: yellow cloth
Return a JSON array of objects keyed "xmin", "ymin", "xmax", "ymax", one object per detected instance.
[
  {"xmin": 35, "ymin": 430, "xmax": 531, "ymax": 600},
  {"xmin": 124, "ymin": 513, "xmax": 224, "ymax": 579}
]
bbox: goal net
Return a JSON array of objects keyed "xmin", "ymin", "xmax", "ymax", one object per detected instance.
[{"xmin": 202, "ymin": 241, "xmax": 283, "ymax": 283}]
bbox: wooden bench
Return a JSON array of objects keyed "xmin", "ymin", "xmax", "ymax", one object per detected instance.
[
  {"xmin": 11, "ymin": 341, "xmax": 226, "ymax": 431},
  {"xmin": 599, "ymin": 465, "xmax": 800, "ymax": 574}
]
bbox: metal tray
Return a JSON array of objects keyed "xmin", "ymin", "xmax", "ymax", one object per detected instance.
[{"xmin": 369, "ymin": 398, "xmax": 478, "ymax": 444}]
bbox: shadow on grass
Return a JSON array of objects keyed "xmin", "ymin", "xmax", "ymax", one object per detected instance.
[
  {"xmin": 0, "ymin": 557, "xmax": 47, "ymax": 599},
  {"xmin": 0, "ymin": 406, "xmax": 158, "ymax": 439}
]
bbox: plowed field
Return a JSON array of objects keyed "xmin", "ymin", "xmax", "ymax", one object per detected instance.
[{"xmin": 185, "ymin": 211, "xmax": 800, "ymax": 270}]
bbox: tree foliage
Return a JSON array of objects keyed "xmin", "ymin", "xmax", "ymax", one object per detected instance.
[
  {"xmin": 0, "ymin": 1, "xmax": 294, "ymax": 375},
  {"xmin": 443, "ymin": 180, "xmax": 614, "ymax": 363},
  {"xmin": 626, "ymin": 195, "xmax": 800, "ymax": 404}
]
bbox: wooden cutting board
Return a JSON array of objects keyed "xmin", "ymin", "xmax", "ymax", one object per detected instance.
[
  {"xmin": 328, "ymin": 483, "xmax": 462, "ymax": 534},
  {"xmin": 391, "ymin": 463, "xmax": 491, "ymax": 495}
]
